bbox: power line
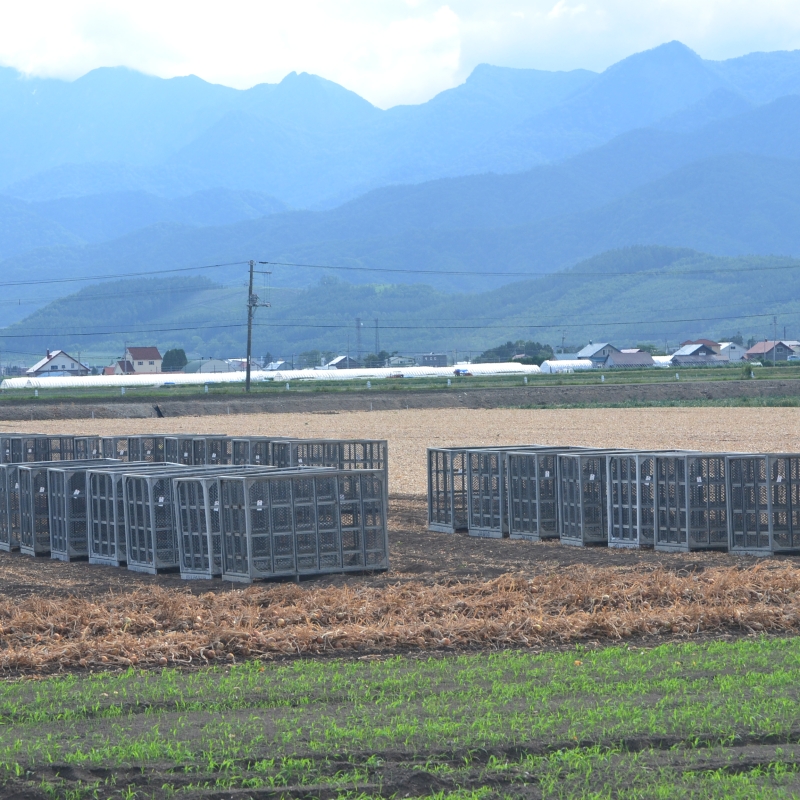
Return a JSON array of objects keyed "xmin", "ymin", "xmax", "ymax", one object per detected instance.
[
  {"xmin": 0, "ymin": 260, "xmax": 248, "ymax": 289},
  {"xmin": 259, "ymin": 258, "xmax": 800, "ymax": 278}
]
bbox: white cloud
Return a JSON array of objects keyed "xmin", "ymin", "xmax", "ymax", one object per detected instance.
[{"xmin": 0, "ymin": 1, "xmax": 799, "ymax": 107}]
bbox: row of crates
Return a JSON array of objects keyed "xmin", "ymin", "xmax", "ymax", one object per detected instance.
[
  {"xmin": 0, "ymin": 433, "xmax": 388, "ymax": 474},
  {"xmin": 427, "ymin": 445, "xmax": 800, "ymax": 556},
  {"xmin": 0, "ymin": 434, "xmax": 389, "ymax": 582}
]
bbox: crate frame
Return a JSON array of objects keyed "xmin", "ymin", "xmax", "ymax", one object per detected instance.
[
  {"xmin": 47, "ymin": 460, "xmax": 119, "ymax": 561},
  {"xmin": 605, "ymin": 452, "xmax": 690, "ymax": 549},
  {"xmin": 0, "ymin": 463, "xmax": 21, "ymax": 551},
  {"xmin": 123, "ymin": 465, "xmax": 238, "ymax": 574},
  {"xmin": 219, "ymin": 469, "xmax": 388, "ymax": 583},
  {"xmin": 427, "ymin": 447, "xmax": 471, "ymax": 533},
  {"xmin": 231, "ymin": 437, "xmax": 280, "ymax": 466},
  {"xmin": 558, "ymin": 450, "xmax": 628, "ymax": 546},
  {"xmin": 653, "ymin": 452, "xmax": 732, "ymax": 552},
  {"xmin": 506, "ymin": 448, "xmax": 591, "ymax": 541},
  {"xmin": 727, "ymin": 453, "xmax": 800, "ymax": 556}
]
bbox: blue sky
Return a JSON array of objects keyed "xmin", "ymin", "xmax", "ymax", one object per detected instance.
[{"xmin": 2, "ymin": 1, "xmax": 800, "ymax": 107}]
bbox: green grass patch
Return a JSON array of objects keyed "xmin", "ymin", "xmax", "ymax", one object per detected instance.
[{"xmin": 3, "ymin": 638, "xmax": 800, "ymax": 796}]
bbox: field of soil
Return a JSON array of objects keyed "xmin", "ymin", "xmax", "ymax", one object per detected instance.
[
  {"xmin": 2, "ymin": 407, "xmax": 800, "ymax": 798},
  {"xmin": 0, "ymin": 406, "xmax": 799, "ymax": 672}
]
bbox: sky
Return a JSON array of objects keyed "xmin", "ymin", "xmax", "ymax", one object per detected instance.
[{"xmin": 1, "ymin": 1, "xmax": 800, "ymax": 107}]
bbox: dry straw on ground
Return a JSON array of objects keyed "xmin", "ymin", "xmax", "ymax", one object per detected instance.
[
  {"xmin": 0, "ymin": 564, "xmax": 799, "ymax": 673},
  {"xmin": 3, "ymin": 406, "xmax": 800, "ymax": 494}
]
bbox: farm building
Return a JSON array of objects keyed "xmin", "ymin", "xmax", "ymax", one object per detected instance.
[
  {"xmin": 680, "ymin": 339, "xmax": 721, "ymax": 353},
  {"xmin": 718, "ymin": 342, "xmax": 745, "ymax": 361},
  {"xmin": 670, "ymin": 343, "xmax": 726, "ymax": 366},
  {"xmin": 184, "ymin": 359, "xmax": 235, "ymax": 373},
  {"xmin": 604, "ymin": 352, "xmax": 655, "ymax": 368},
  {"xmin": 421, "ymin": 353, "xmax": 448, "ymax": 367},
  {"xmin": 745, "ymin": 340, "xmax": 799, "ymax": 362},
  {"xmin": 327, "ymin": 356, "xmax": 362, "ymax": 369},
  {"xmin": 576, "ymin": 342, "xmax": 621, "ymax": 365},
  {"xmin": 26, "ymin": 350, "xmax": 89, "ymax": 377}
]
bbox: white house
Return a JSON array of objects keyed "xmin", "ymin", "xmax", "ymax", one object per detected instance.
[
  {"xmin": 718, "ymin": 342, "xmax": 745, "ymax": 361},
  {"xmin": 27, "ymin": 350, "xmax": 89, "ymax": 377}
]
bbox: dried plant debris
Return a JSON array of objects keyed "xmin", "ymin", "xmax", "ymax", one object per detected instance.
[{"xmin": 0, "ymin": 563, "xmax": 799, "ymax": 673}]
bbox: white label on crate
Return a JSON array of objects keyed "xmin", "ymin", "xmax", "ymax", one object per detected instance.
[
  {"xmin": 544, "ymin": 470, "xmax": 550, "ymax": 478},
  {"xmin": 212, "ymin": 453, "xmax": 217, "ymax": 459},
  {"xmin": 183, "ymin": 452, "xmax": 189, "ymax": 458},
  {"xmin": 589, "ymin": 474, "xmax": 595, "ymax": 481},
  {"xmin": 298, "ymin": 458, "xmax": 303, "ymax": 464},
  {"xmin": 39, "ymin": 487, "xmax": 45, "ymax": 493},
  {"xmin": 158, "ymin": 496, "xmax": 164, "ymax": 504},
  {"xmin": 778, "ymin": 475, "xmax": 783, "ymax": 482},
  {"xmin": 73, "ymin": 489, "xmax": 80, "ymax": 497},
  {"xmin": 645, "ymin": 475, "xmax": 651, "ymax": 481},
  {"xmin": 697, "ymin": 476, "xmax": 703, "ymax": 483},
  {"xmin": 146, "ymin": 450, "xmax": 151, "ymax": 455},
  {"xmin": 27, "ymin": 449, "xmax": 32, "ymax": 454},
  {"xmin": 92, "ymin": 449, "xmax": 97, "ymax": 455},
  {"xmin": 256, "ymin": 499, "xmax": 263, "ymax": 508},
  {"xmin": 255, "ymin": 455, "xmax": 261, "ymax": 461}
]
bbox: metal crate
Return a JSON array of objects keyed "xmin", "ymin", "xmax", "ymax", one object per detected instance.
[
  {"xmin": 48, "ymin": 460, "xmax": 119, "ymax": 561},
  {"xmin": 606, "ymin": 452, "xmax": 673, "ymax": 549},
  {"xmin": 74, "ymin": 437, "xmax": 102, "ymax": 460},
  {"xmin": 165, "ymin": 436, "xmax": 196, "ymax": 465},
  {"xmin": 653, "ymin": 453, "xmax": 730, "ymax": 552},
  {"xmin": 173, "ymin": 468, "xmax": 283, "ymax": 579},
  {"xmin": 232, "ymin": 437, "xmax": 278, "ymax": 466},
  {"xmin": 427, "ymin": 447, "xmax": 470, "ymax": 533},
  {"xmin": 0, "ymin": 463, "xmax": 21, "ymax": 551},
  {"xmin": 506, "ymin": 448, "xmax": 588, "ymax": 541},
  {"xmin": 219, "ymin": 469, "xmax": 388, "ymax": 583},
  {"xmin": 204, "ymin": 437, "xmax": 232, "ymax": 465},
  {"xmin": 727, "ymin": 454, "xmax": 800, "ymax": 555},
  {"xmin": 18, "ymin": 460, "xmax": 86, "ymax": 555},
  {"xmin": 123, "ymin": 466, "xmax": 235, "ymax": 574},
  {"xmin": 101, "ymin": 437, "xmax": 132, "ymax": 461},
  {"xmin": 127, "ymin": 436, "xmax": 166, "ymax": 463},
  {"xmin": 558, "ymin": 451, "xmax": 623, "ymax": 546},
  {"xmin": 271, "ymin": 438, "xmax": 387, "ymax": 473},
  {"xmin": 0, "ymin": 434, "xmax": 42, "ymax": 464},
  {"xmin": 87, "ymin": 463, "xmax": 179, "ymax": 566}
]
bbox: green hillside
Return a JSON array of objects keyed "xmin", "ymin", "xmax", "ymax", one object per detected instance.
[{"xmin": 3, "ymin": 246, "xmax": 800, "ymax": 368}]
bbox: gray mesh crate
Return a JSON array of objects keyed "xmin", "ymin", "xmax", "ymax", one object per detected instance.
[
  {"xmin": 48, "ymin": 460, "xmax": 119, "ymax": 561},
  {"xmin": 101, "ymin": 437, "xmax": 133, "ymax": 461},
  {"xmin": 271, "ymin": 439, "xmax": 387, "ymax": 474},
  {"xmin": 18, "ymin": 460, "xmax": 90, "ymax": 555},
  {"xmin": 232, "ymin": 437, "xmax": 280, "ymax": 466},
  {"xmin": 653, "ymin": 453, "xmax": 731, "ymax": 552},
  {"xmin": 468, "ymin": 445, "xmax": 582, "ymax": 539},
  {"xmin": 123, "ymin": 466, "xmax": 236, "ymax": 574},
  {"xmin": 506, "ymin": 448, "xmax": 593, "ymax": 541},
  {"xmin": 0, "ymin": 463, "xmax": 21, "ymax": 551},
  {"xmin": 558, "ymin": 451, "xmax": 626, "ymax": 546},
  {"xmin": 427, "ymin": 447, "xmax": 470, "ymax": 533},
  {"xmin": 165, "ymin": 436, "xmax": 196, "ymax": 465},
  {"xmin": 219, "ymin": 469, "xmax": 388, "ymax": 583},
  {"xmin": 727, "ymin": 454, "xmax": 800, "ymax": 555},
  {"xmin": 174, "ymin": 467, "xmax": 286, "ymax": 579},
  {"xmin": 0, "ymin": 435, "xmax": 42, "ymax": 464},
  {"xmin": 127, "ymin": 436, "xmax": 166, "ymax": 463},
  {"xmin": 204, "ymin": 437, "xmax": 232, "ymax": 465},
  {"xmin": 606, "ymin": 452, "xmax": 688, "ymax": 549},
  {"xmin": 74, "ymin": 437, "xmax": 102, "ymax": 460},
  {"xmin": 87, "ymin": 463, "xmax": 181, "ymax": 566}
]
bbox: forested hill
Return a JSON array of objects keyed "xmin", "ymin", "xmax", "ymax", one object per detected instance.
[{"xmin": 4, "ymin": 247, "xmax": 799, "ymax": 366}]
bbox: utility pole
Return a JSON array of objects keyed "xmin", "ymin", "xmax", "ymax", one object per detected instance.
[
  {"xmin": 774, "ymin": 316, "xmax": 778, "ymax": 368},
  {"xmin": 355, "ymin": 318, "xmax": 362, "ymax": 363},
  {"xmin": 245, "ymin": 260, "xmax": 271, "ymax": 392},
  {"xmin": 374, "ymin": 318, "xmax": 380, "ymax": 356}
]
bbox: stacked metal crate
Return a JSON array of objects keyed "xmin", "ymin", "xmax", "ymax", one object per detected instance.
[
  {"xmin": 218, "ymin": 467, "xmax": 388, "ymax": 583},
  {"xmin": 427, "ymin": 446, "xmax": 471, "ymax": 533}
]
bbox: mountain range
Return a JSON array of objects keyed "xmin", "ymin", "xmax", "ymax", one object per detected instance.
[{"xmin": 4, "ymin": 40, "xmax": 800, "ymax": 352}]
